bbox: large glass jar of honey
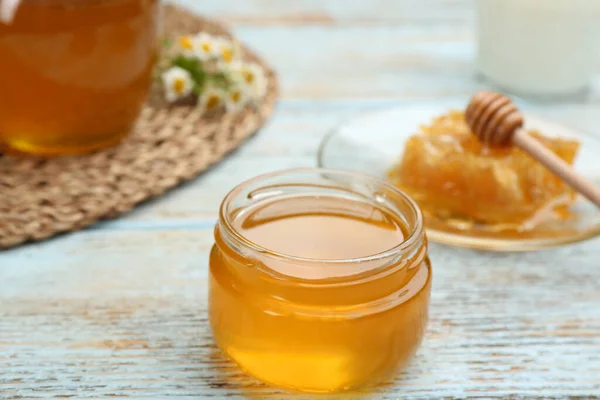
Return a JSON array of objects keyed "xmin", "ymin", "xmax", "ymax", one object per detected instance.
[
  {"xmin": 209, "ymin": 168, "xmax": 432, "ymax": 393},
  {"xmin": 0, "ymin": 0, "xmax": 159, "ymax": 156}
]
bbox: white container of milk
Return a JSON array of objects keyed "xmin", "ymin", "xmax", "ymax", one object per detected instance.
[{"xmin": 476, "ymin": 0, "xmax": 600, "ymax": 98}]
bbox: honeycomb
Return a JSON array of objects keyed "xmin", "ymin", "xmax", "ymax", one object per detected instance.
[{"xmin": 388, "ymin": 111, "xmax": 580, "ymax": 228}]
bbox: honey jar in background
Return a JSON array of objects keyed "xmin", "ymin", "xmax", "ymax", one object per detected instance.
[
  {"xmin": 209, "ymin": 168, "xmax": 432, "ymax": 393},
  {"xmin": 0, "ymin": 0, "xmax": 159, "ymax": 156}
]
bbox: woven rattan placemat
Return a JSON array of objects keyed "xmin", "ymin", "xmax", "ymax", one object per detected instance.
[{"xmin": 0, "ymin": 4, "xmax": 278, "ymax": 249}]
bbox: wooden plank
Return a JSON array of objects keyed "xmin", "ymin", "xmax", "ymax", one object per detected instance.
[
  {"xmin": 174, "ymin": 0, "xmax": 474, "ymax": 26},
  {"xmin": 2, "ymin": 229, "xmax": 600, "ymax": 398},
  {"xmin": 234, "ymin": 24, "xmax": 479, "ymax": 100}
]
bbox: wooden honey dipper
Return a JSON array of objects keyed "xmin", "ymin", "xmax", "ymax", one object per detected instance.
[{"xmin": 465, "ymin": 91, "xmax": 600, "ymax": 208}]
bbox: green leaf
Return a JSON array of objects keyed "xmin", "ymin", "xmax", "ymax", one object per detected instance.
[
  {"xmin": 192, "ymin": 85, "xmax": 203, "ymax": 95},
  {"xmin": 207, "ymin": 72, "xmax": 230, "ymax": 90},
  {"xmin": 171, "ymin": 55, "xmax": 206, "ymax": 87}
]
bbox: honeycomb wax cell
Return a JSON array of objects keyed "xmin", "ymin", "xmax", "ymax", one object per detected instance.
[
  {"xmin": 209, "ymin": 169, "xmax": 431, "ymax": 393},
  {"xmin": 388, "ymin": 111, "xmax": 580, "ymax": 228}
]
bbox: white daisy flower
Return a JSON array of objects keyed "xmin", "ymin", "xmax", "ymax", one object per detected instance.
[
  {"xmin": 176, "ymin": 33, "xmax": 218, "ymax": 61},
  {"xmin": 198, "ymin": 87, "xmax": 226, "ymax": 113},
  {"xmin": 194, "ymin": 32, "xmax": 218, "ymax": 61},
  {"xmin": 248, "ymin": 69, "xmax": 268, "ymax": 99},
  {"xmin": 224, "ymin": 86, "xmax": 250, "ymax": 113},
  {"xmin": 227, "ymin": 61, "xmax": 268, "ymax": 100},
  {"xmin": 162, "ymin": 66, "xmax": 194, "ymax": 102},
  {"xmin": 214, "ymin": 37, "xmax": 241, "ymax": 67},
  {"xmin": 175, "ymin": 35, "xmax": 197, "ymax": 58}
]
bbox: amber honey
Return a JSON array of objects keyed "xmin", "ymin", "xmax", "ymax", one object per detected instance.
[
  {"xmin": 209, "ymin": 169, "xmax": 431, "ymax": 393},
  {"xmin": 0, "ymin": 0, "xmax": 159, "ymax": 155}
]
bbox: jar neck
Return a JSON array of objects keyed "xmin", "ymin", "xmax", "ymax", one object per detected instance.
[
  {"xmin": 216, "ymin": 220, "xmax": 426, "ymax": 284},
  {"xmin": 215, "ymin": 169, "xmax": 426, "ymax": 311},
  {"xmin": 215, "ymin": 223, "xmax": 428, "ymax": 315}
]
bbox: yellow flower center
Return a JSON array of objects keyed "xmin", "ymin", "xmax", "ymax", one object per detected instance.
[
  {"xmin": 173, "ymin": 78, "xmax": 186, "ymax": 94},
  {"xmin": 243, "ymin": 71, "xmax": 255, "ymax": 84},
  {"xmin": 206, "ymin": 95, "xmax": 221, "ymax": 109},
  {"xmin": 231, "ymin": 91, "xmax": 241, "ymax": 103},
  {"xmin": 221, "ymin": 48, "xmax": 233, "ymax": 63},
  {"xmin": 178, "ymin": 36, "xmax": 193, "ymax": 50},
  {"xmin": 201, "ymin": 42, "xmax": 212, "ymax": 52}
]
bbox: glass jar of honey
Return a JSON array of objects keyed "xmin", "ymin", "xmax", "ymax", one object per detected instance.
[
  {"xmin": 0, "ymin": 0, "xmax": 159, "ymax": 156},
  {"xmin": 209, "ymin": 168, "xmax": 432, "ymax": 393}
]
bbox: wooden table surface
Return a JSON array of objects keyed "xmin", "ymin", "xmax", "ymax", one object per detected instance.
[{"xmin": 2, "ymin": 1, "xmax": 600, "ymax": 398}]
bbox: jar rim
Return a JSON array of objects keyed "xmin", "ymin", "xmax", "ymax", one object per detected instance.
[{"xmin": 218, "ymin": 168, "xmax": 424, "ymax": 267}]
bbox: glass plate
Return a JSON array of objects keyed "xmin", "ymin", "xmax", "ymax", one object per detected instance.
[{"xmin": 317, "ymin": 104, "xmax": 600, "ymax": 251}]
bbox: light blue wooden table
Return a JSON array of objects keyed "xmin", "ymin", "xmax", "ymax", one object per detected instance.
[{"xmin": 2, "ymin": 1, "xmax": 600, "ymax": 398}]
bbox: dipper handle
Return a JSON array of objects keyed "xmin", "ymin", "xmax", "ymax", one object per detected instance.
[{"xmin": 465, "ymin": 91, "xmax": 600, "ymax": 207}]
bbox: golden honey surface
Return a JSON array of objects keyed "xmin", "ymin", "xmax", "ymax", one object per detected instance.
[{"xmin": 209, "ymin": 195, "xmax": 431, "ymax": 393}]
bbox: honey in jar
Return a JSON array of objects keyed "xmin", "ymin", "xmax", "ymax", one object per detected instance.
[
  {"xmin": 209, "ymin": 169, "xmax": 432, "ymax": 393},
  {"xmin": 388, "ymin": 110, "xmax": 580, "ymax": 230},
  {"xmin": 0, "ymin": 0, "xmax": 159, "ymax": 155}
]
